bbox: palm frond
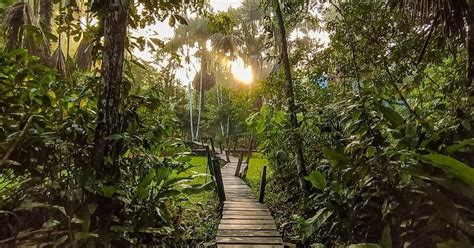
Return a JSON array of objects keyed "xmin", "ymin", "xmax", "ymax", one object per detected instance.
[
  {"xmin": 52, "ymin": 46, "xmax": 68, "ymax": 77},
  {"xmin": 2, "ymin": 3, "xmax": 50, "ymax": 62},
  {"xmin": 390, "ymin": 0, "xmax": 468, "ymax": 38},
  {"xmin": 74, "ymin": 37, "xmax": 93, "ymax": 71}
]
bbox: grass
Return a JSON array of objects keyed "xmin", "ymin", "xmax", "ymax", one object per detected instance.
[
  {"xmin": 177, "ymin": 156, "xmax": 215, "ymax": 204},
  {"xmin": 245, "ymin": 153, "xmax": 271, "ymax": 195},
  {"xmin": 176, "ymin": 156, "xmax": 219, "ymax": 243}
]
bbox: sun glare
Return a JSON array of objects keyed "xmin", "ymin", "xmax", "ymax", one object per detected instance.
[{"xmin": 230, "ymin": 58, "xmax": 253, "ymax": 84}]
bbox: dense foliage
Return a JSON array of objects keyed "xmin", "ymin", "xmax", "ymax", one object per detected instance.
[
  {"xmin": 247, "ymin": 1, "xmax": 474, "ymax": 247},
  {"xmin": 1, "ymin": 0, "xmax": 473, "ymax": 247}
]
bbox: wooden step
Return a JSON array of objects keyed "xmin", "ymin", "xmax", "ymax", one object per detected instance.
[
  {"xmin": 217, "ymin": 237, "xmax": 283, "ymax": 244},
  {"xmin": 218, "ymin": 230, "xmax": 281, "ymax": 237}
]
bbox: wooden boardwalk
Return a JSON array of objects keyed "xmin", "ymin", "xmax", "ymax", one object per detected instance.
[{"xmin": 215, "ymin": 153, "xmax": 284, "ymax": 248}]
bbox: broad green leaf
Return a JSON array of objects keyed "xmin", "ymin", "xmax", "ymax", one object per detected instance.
[
  {"xmin": 71, "ymin": 216, "xmax": 84, "ymax": 224},
  {"xmin": 305, "ymin": 170, "xmax": 327, "ymax": 190},
  {"xmin": 155, "ymin": 167, "xmax": 171, "ymax": 186},
  {"xmin": 47, "ymin": 90, "xmax": 56, "ymax": 100},
  {"xmin": 379, "ymin": 105, "xmax": 404, "ymax": 128},
  {"xmin": 100, "ymin": 185, "xmax": 117, "ymax": 198},
  {"xmin": 15, "ymin": 201, "xmax": 67, "ymax": 216},
  {"xmin": 156, "ymin": 189, "xmax": 180, "ymax": 199},
  {"xmin": 43, "ymin": 219, "xmax": 60, "ymax": 229},
  {"xmin": 421, "ymin": 154, "xmax": 474, "ymax": 188},
  {"xmin": 366, "ymin": 146, "xmax": 376, "ymax": 157},
  {"xmin": 54, "ymin": 235, "xmax": 68, "ymax": 247},
  {"xmin": 182, "ymin": 181, "xmax": 214, "ymax": 194},
  {"xmin": 322, "ymin": 148, "xmax": 350, "ymax": 167},
  {"xmin": 446, "ymin": 138, "xmax": 474, "ymax": 154},
  {"xmin": 138, "ymin": 226, "xmax": 173, "ymax": 234},
  {"xmin": 303, "ymin": 209, "xmax": 332, "ymax": 241}
]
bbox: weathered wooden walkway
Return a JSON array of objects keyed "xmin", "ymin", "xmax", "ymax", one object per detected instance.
[{"xmin": 214, "ymin": 153, "xmax": 284, "ymax": 248}]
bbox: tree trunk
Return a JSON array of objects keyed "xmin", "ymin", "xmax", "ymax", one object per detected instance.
[
  {"xmin": 39, "ymin": 0, "xmax": 52, "ymax": 33},
  {"xmin": 189, "ymin": 78, "xmax": 195, "ymax": 141},
  {"xmin": 466, "ymin": 2, "xmax": 474, "ymax": 97},
  {"xmin": 195, "ymin": 46, "xmax": 206, "ymax": 140},
  {"xmin": 92, "ymin": 0, "xmax": 128, "ymax": 174},
  {"xmin": 195, "ymin": 69, "xmax": 204, "ymax": 140},
  {"xmin": 273, "ymin": 0, "xmax": 309, "ymax": 191}
]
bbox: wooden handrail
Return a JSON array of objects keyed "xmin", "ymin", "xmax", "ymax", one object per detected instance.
[
  {"xmin": 258, "ymin": 165, "xmax": 267, "ymax": 203},
  {"xmin": 212, "ymin": 158, "xmax": 226, "ymax": 204}
]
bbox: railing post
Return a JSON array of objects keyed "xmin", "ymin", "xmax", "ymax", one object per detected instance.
[
  {"xmin": 212, "ymin": 158, "xmax": 226, "ymax": 204},
  {"xmin": 225, "ymin": 136, "xmax": 231, "ymax": 162},
  {"xmin": 235, "ymin": 151, "xmax": 244, "ymax": 177},
  {"xmin": 245, "ymin": 134, "xmax": 254, "ymax": 165},
  {"xmin": 210, "ymin": 137, "xmax": 216, "ymax": 154},
  {"xmin": 219, "ymin": 140, "xmax": 223, "ymax": 154},
  {"xmin": 205, "ymin": 146, "xmax": 214, "ymax": 176},
  {"xmin": 258, "ymin": 165, "xmax": 267, "ymax": 203},
  {"xmin": 232, "ymin": 135, "xmax": 238, "ymax": 154}
]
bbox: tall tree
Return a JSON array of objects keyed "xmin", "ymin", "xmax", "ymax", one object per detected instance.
[
  {"xmin": 273, "ymin": 0, "xmax": 308, "ymax": 191},
  {"xmin": 92, "ymin": 0, "xmax": 128, "ymax": 172}
]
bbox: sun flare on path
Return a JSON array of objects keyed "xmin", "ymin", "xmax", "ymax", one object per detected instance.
[{"xmin": 230, "ymin": 58, "xmax": 253, "ymax": 84}]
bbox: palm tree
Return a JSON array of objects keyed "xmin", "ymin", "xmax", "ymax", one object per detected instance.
[
  {"xmin": 390, "ymin": 0, "xmax": 474, "ymax": 96},
  {"xmin": 2, "ymin": 3, "xmax": 50, "ymax": 62},
  {"xmin": 166, "ymin": 17, "xmax": 212, "ymax": 140},
  {"xmin": 168, "ymin": 15, "xmax": 241, "ymax": 140},
  {"xmin": 232, "ymin": 0, "xmax": 268, "ymax": 80}
]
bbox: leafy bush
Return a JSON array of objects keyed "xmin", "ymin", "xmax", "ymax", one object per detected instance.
[{"xmin": 0, "ymin": 49, "xmax": 212, "ymax": 246}]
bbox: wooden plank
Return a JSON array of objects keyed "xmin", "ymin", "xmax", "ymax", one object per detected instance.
[
  {"xmin": 224, "ymin": 193, "xmax": 254, "ymax": 196},
  {"xmin": 224, "ymin": 207, "xmax": 268, "ymax": 211},
  {"xmin": 218, "ymin": 245, "xmax": 283, "ymax": 248},
  {"xmin": 217, "ymin": 237, "xmax": 282, "ymax": 244},
  {"xmin": 220, "ymin": 219, "xmax": 276, "ymax": 225},
  {"xmin": 224, "ymin": 193, "xmax": 255, "ymax": 196},
  {"xmin": 222, "ymin": 215, "xmax": 274, "ymax": 220},
  {"xmin": 217, "ymin": 230, "xmax": 280, "ymax": 237},
  {"xmin": 224, "ymin": 204, "xmax": 266, "ymax": 209},
  {"xmin": 225, "ymin": 198, "xmax": 256, "ymax": 202},
  {"xmin": 226, "ymin": 185, "xmax": 250, "ymax": 189},
  {"xmin": 218, "ymin": 224, "xmax": 277, "ymax": 230},
  {"xmin": 224, "ymin": 210, "xmax": 271, "ymax": 216},
  {"xmin": 223, "ymin": 181, "xmax": 247, "ymax": 184},
  {"xmin": 224, "ymin": 188, "xmax": 253, "ymax": 192},
  {"xmin": 224, "ymin": 192, "xmax": 254, "ymax": 195},
  {"xmin": 225, "ymin": 201, "xmax": 265, "ymax": 206}
]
